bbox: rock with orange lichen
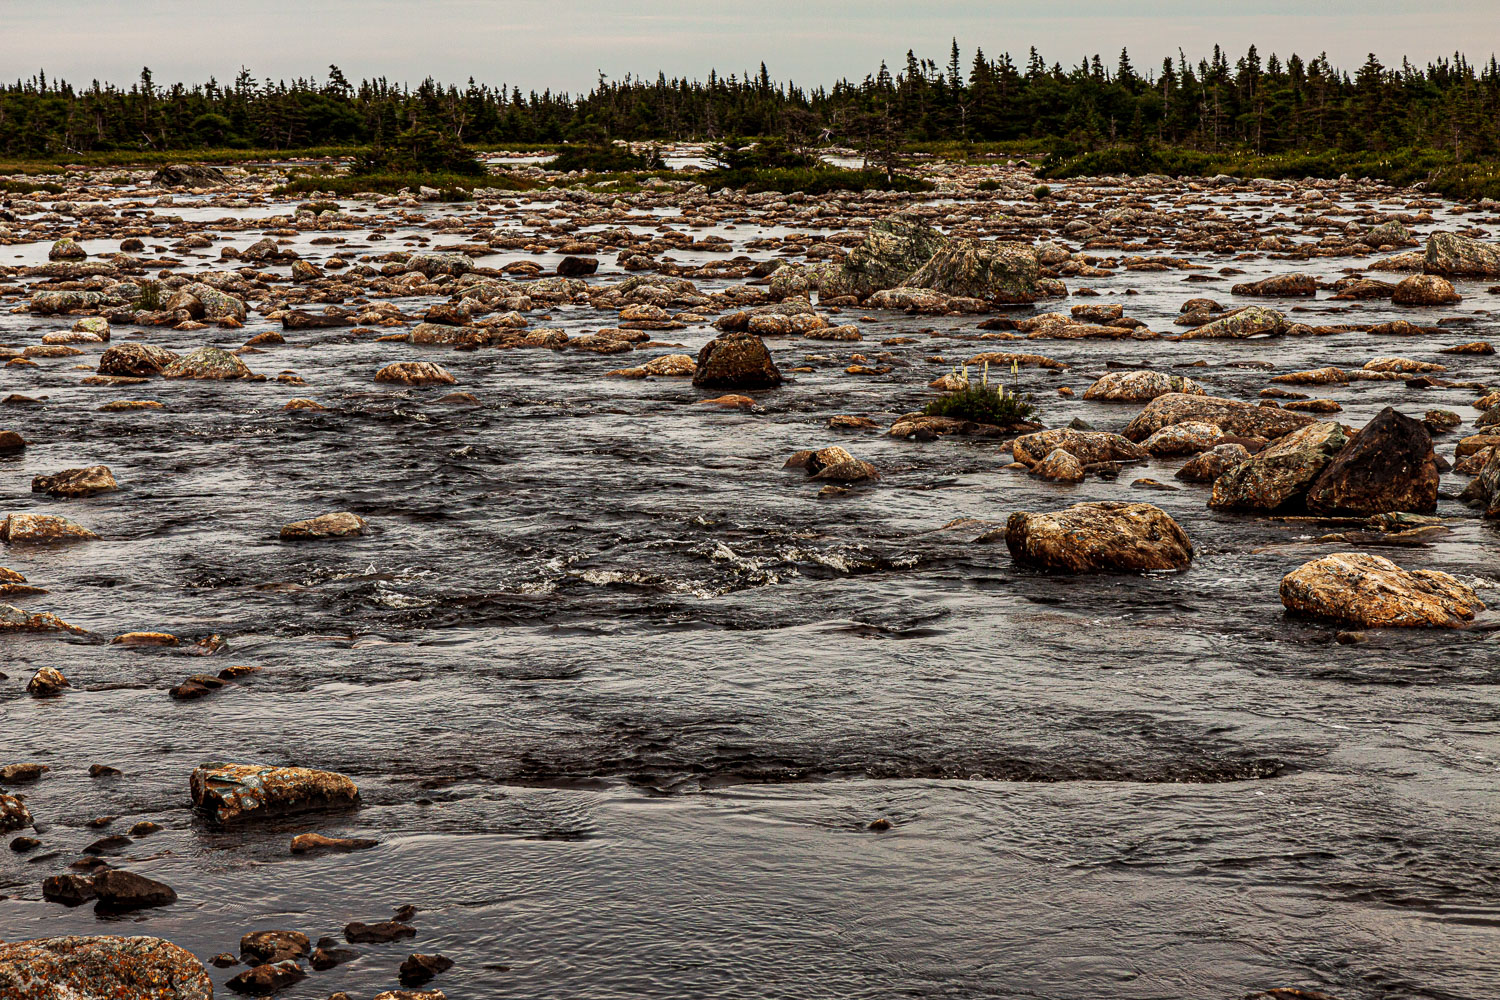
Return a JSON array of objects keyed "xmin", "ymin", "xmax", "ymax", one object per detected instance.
[
  {"xmin": 190, "ymin": 762, "xmax": 360, "ymax": 825},
  {"xmin": 0, "ymin": 935, "xmax": 211, "ymax": 999}
]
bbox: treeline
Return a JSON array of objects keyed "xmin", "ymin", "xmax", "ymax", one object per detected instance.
[{"xmin": 2, "ymin": 45, "xmax": 1500, "ymax": 159}]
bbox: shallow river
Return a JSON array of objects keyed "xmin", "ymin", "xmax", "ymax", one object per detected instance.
[{"xmin": 0, "ymin": 172, "xmax": 1497, "ymax": 999}]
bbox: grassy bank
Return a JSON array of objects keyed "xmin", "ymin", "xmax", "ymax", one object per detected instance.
[
  {"xmin": 697, "ymin": 165, "xmax": 933, "ymax": 194},
  {"xmin": 275, "ymin": 171, "xmax": 543, "ymax": 199},
  {"xmin": 1038, "ymin": 146, "xmax": 1500, "ymax": 201}
]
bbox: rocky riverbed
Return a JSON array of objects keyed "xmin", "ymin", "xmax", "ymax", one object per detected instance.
[{"xmin": 1, "ymin": 150, "xmax": 1498, "ymax": 999}]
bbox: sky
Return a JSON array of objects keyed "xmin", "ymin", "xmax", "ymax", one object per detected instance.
[{"xmin": 3, "ymin": 0, "xmax": 1498, "ymax": 93}]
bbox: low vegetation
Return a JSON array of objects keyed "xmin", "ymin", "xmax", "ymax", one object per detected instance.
[{"xmin": 924, "ymin": 375, "xmax": 1035, "ymax": 425}]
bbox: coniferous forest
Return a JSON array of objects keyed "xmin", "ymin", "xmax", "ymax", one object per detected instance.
[{"xmin": 2, "ymin": 44, "xmax": 1499, "ymax": 160}]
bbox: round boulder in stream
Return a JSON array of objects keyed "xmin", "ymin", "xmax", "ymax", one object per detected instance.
[
  {"xmin": 692, "ymin": 332, "xmax": 782, "ymax": 389},
  {"xmin": 1005, "ymin": 501, "xmax": 1194, "ymax": 573},
  {"xmin": 1280, "ymin": 552, "xmax": 1485, "ymax": 628}
]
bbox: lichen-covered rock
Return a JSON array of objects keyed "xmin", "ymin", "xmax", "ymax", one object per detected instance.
[
  {"xmin": 1142, "ymin": 421, "xmax": 1222, "ymax": 456},
  {"xmin": 179, "ymin": 283, "xmax": 247, "ymax": 322},
  {"xmin": 1280, "ymin": 552, "xmax": 1484, "ymax": 628},
  {"xmin": 153, "ymin": 163, "xmax": 226, "ymax": 187},
  {"xmin": 190, "ymin": 762, "xmax": 360, "ymax": 824},
  {"xmin": 1364, "ymin": 220, "xmax": 1417, "ymax": 247},
  {"xmin": 1030, "ymin": 447, "xmax": 1085, "ymax": 482},
  {"xmin": 1177, "ymin": 305, "xmax": 1287, "ymax": 339},
  {"xmin": 375, "ymin": 361, "xmax": 457, "ymax": 386},
  {"xmin": 407, "ymin": 252, "xmax": 474, "ymax": 278},
  {"xmin": 1124, "ymin": 393, "xmax": 1314, "ymax": 442},
  {"xmin": 162, "ymin": 346, "xmax": 252, "ymax": 380},
  {"xmin": 98, "ymin": 343, "xmax": 180, "ymax": 377},
  {"xmin": 0, "ymin": 792, "xmax": 32, "ymax": 832},
  {"xmin": 864, "ymin": 287, "xmax": 951, "ymax": 312},
  {"xmin": 818, "ymin": 217, "xmax": 949, "ymax": 299},
  {"xmin": 1423, "ymin": 231, "xmax": 1500, "ymax": 277},
  {"xmin": 692, "ymin": 332, "xmax": 782, "ymax": 389},
  {"xmin": 33, "ymin": 465, "xmax": 118, "ymax": 498},
  {"xmin": 900, "ymin": 238, "xmax": 1042, "ymax": 302},
  {"xmin": 1, "ymin": 513, "xmax": 98, "ymax": 543},
  {"xmin": 1175, "ymin": 443, "xmax": 1251, "ymax": 483},
  {"xmin": 30, "ymin": 289, "xmax": 107, "ymax": 315},
  {"xmin": 641, "ymin": 353, "xmax": 696, "ymax": 377},
  {"xmin": 0, "ymin": 935, "xmax": 212, "ymax": 999},
  {"xmin": 1006, "ymin": 501, "xmax": 1193, "ymax": 573},
  {"xmin": 1459, "ymin": 446, "xmax": 1500, "ymax": 518},
  {"xmin": 1082, "ymin": 370, "xmax": 1205, "ymax": 402},
  {"xmin": 49, "ymin": 237, "xmax": 88, "ymax": 262},
  {"xmin": 1209, "ymin": 422, "xmax": 1349, "ymax": 511},
  {"xmin": 1, "ymin": 604, "xmax": 85, "ymax": 634},
  {"xmin": 25, "ymin": 666, "xmax": 70, "ymax": 695},
  {"xmin": 1230, "ymin": 274, "xmax": 1317, "ymax": 297},
  {"xmin": 1012, "ymin": 428, "xmax": 1147, "ymax": 468},
  {"xmin": 1392, "ymin": 273, "xmax": 1462, "ymax": 306},
  {"xmin": 782, "ymin": 446, "xmax": 878, "ymax": 483},
  {"xmin": 281, "ymin": 512, "xmax": 367, "ymax": 540},
  {"xmin": 1305, "ymin": 407, "xmax": 1438, "ymax": 515}
]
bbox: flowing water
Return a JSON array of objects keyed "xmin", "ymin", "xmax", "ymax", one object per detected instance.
[{"xmin": 0, "ymin": 167, "xmax": 1498, "ymax": 999}]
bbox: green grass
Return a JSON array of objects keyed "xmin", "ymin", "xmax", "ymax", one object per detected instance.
[
  {"xmin": 697, "ymin": 165, "xmax": 933, "ymax": 194},
  {"xmin": 923, "ymin": 382, "xmax": 1035, "ymax": 425},
  {"xmin": 1037, "ymin": 145, "xmax": 1500, "ymax": 200},
  {"xmin": 0, "ymin": 179, "xmax": 64, "ymax": 194}
]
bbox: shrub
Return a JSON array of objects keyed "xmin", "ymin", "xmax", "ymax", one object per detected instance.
[
  {"xmin": 549, "ymin": 144, "xmax": 664, "ymax": 173},
  {"xmin": 924, "ymin": 374, "xmax": 1034, "ymax": 425},
  {"xmin": 697, "ymin": 165, "xmax": 931, "ymax": 194},
  {"xmin": 1033, "ymin": 184, "xmax": 1052, "ymax": 199},
  {"xmin": 705, "ymin": 136, "xmax": 816, "ymax": 170}
]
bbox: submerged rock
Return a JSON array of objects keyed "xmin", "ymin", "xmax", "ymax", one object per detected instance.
[
  {"xmin": 345, "ymin": 920, "xmax": 417, "ymax": 944},
  {"xmin": 400, "ymin": 953, "xmax": 456, "ymax": 987},
  {"xmin": 1, "ymin": 513, "xmax": 98, "ymax": 543},
  {"xmin": 692, "ymin": 332, "xmax": 782, "ymax": 389},
  {"xmin": 375, "ymin": 361, "xmax": 457, "ymax": 386},
  {"xmin": 240, "ymin": 930, "xmax": 310, "ymax": 965},
  {"xmin": 1006, "ymin": 501, "xmax": 1194, "ymax": 573},
  {"xmin": 190, "ymin": 762, "xmax": 360, "ymax": 824},
  {"xmin": 0, "ymin": 935, "xmax": 211, "ymax": 999},
  {"xmin": 280, "ymin": 512, "xmax": 367, "ymax": 540},
  {"xmin": 290, "ymin": 832, "xmax": 378, "ymax": 855},
  {"xmin": 32, "ymin": 465, "xmax": 118, "ymax": 498},
  {"xmin": 1305, "ymin": 407, "xmax": 1438, "ymax": 515},
  {"xmin": 1209, "ymin": 422, "xmax": 1348, "ymax": 511},
  {"xmin": 227, "ymin": 961, "xmax": 308, "ymax": 996},
  {"xmin": 0, "ymin": 793, "xmax": 32, "ymax": 832},
  {"xmin": 1280, "ymin": 552, "xmax": 1484, "ymax": 628}
]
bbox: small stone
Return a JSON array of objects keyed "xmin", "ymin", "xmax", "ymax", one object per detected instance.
[
  {"xmin": 400, "ymin": 953, "xmax": 456, "ymax": 987},
  {"xmin": 26, "ymin": 667, "xmax": 70, "ymax": 697},
  {"xmin": 280, "ymin": 512, "xmax": 366, "ymax": 540},
  {"xmin": 290, "ymin": 832, "xmax": 378, "ymax": 855},
  {"xmin": 226, "ymin": 961, "xmax": 308, "ymax": 996},
  {"xmin": 345, "ymin": 920, "xmax": 416, "ymax": 944}
]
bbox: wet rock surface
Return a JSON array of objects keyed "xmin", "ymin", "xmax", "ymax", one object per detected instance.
[
  {"xmin": 1006, "ymin": 501, "xmax": 1194, "ymax": 572},
  {"xmin": 0, "ymin": 935, "xmax": 212, "ymax": 999},
  {"xmin": 0, "ymin": 150, "xmax": 1498, "ymax": 1000}
]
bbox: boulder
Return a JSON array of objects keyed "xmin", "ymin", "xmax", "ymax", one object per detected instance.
[
  {"xmin": 25, "ymin": 666, "xmax": 70, "ymax": 696},
  {"xmin": 1459, "ymin": 446, "xmax": 1500, "ymax": 517},
  {"xmin": 1304, "ymin": 407, "xmax": 1439, "ymax": 515},
  {"xmin": 1230, "ymin": 274, "xmax": 1317, "ymax": 297},
  {"xmin": 900, "ymin": 238, "xmax": 1042, "ymax": 302},
  {"xmin": 0, "ymin": 793, "xmax": 32, "ymax": 832},
  {"xmin": 1124, "ymin": 393, "xmax": 1313, "ymax": 442},
  {"xmin": 375, "ymin": 362, "xmax": 457, "ymax": 386},
  {"xmin": 240, "ymin": 930, "xmax": 310, "ymax": 965},
  {"xmin": 1176, "ymin": 305, "xmax": 1287, "ymax": 339},
  {"xmin": 818, "ymin": 217, "xmax": 949, "ymax": 299},
  {"xmin": 692, "ymin": 332, "xmax": 782, "ymax": 389},
  {"xmin": 0, "ymin": 936, "xmax": 211, "ymax": 999},
  {"xmin": 782, "ymin": 446, "xmax": 877, "ymax": 483},
  {"xmin": 1423, "ymin": 232, "xmax": 1500, "ymax": 277},
  {"xmin": 32, "ymin": 466, "xmax": 118, "ymax": 498},
  {"xmin": 1006, "ymin": 502, "xmax": 1194, "ymax": 573},
  {"xmin": 1175, "ymin": 443, "xmax": 1251, "ymax": 483},
  {"xmin": 1280, "ymin": 553, "xmax": 1484, "ymax": 628},
  {"xmin": 191, "ymin": 762, "xmax": 360, "ymax": 824},
  {"xmin": 1392, "ymin": 274, "xmax": 1462, "ymax": 306},
  {"xmin": 49, "ymin": 238, "xmax": 87, "ymax": 262},
  {"xmin": 556, "ymin": 255, "xmax": 599, "ymax": 277},
  {"xmin": 92, "ymin": 870, "xmax": 178, "ymax": 912},
  {"xmin": 227, "ymin": 961, "xmax": 308, "ymax": 996},
  {"xmin": 280, "ymin": 512, "xmax": 367, "ymax": 540},
  {"xmin": 42, "ymin": 874, "xmax": 96, "ymax": 905},
  {"xmin": 2, "ymin": 605, "xmax": 84, "ymax": 635},
  {"xmin": 162, "ymin": 347, "xmax": 252, "ymax": 380},
  {"xmin": 98, "ymin": 343, "xmax": 180, "ymax": 377},
  {"xmin": 642, "ymin": 354, "xmax": 696, "ymax": 376},
  {"xmin": 1030, "ymin": 448, "xmax": 1085, "ymax": 482},
  {"xmin": 1081, "ymin": 370, "xmax": 1205, "ymax": 402},
  {"xmin": 153, "ymin": 164, "xmax": 226, "ymax": 187},
  {"xmin": 400, "ymin": 953, "xmax": 456, "ymax": 987},
  {"xmin": 1142, "ymin": 421, "xmax": 1222, "ymax": 456},
  {"xmin": 1209, "ymin": 422, "xmax": 1348, "ymax": 511},
  {"xmin": 1012, "ymin": 428, "xmax": 1147, "ymax": 467},
  {"xmin": 407, "ymin": 252, "xmax": 474, "ymax": 278},
  {"xmin": 1, "ymin": 513, "xmax": 98, "ymax": 543},
  {"xmin": 1364, "ymin": 220, "xmax": 1417, "ymax": 247}
]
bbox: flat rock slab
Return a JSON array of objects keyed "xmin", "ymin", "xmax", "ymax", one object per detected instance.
[{"xmin": 190, "ymin": 762, "xmax": 360, "ymax": 824}]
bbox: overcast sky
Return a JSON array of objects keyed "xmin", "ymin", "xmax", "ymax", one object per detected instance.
[{"xmin": 5, "ymin": 0, "xmax": 1498, "ymax": 92}]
